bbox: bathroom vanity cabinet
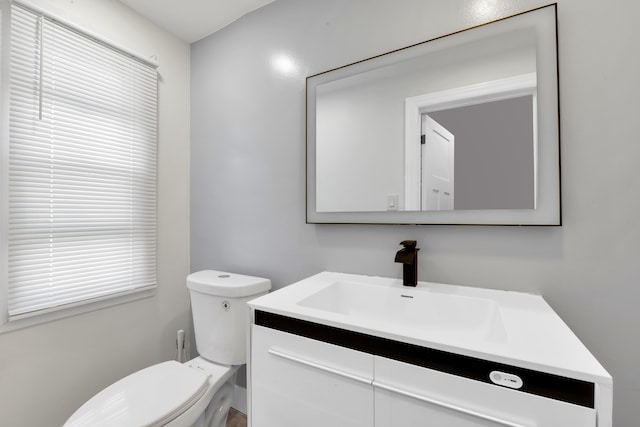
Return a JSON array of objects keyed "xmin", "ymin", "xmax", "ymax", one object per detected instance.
[
  {"xmin": 251, "ymin": 325, "xmax": 373, "ymax": 427},
  {"xmin": 250, "ymin": 317, "xmax": 595, "ymax": 427},
  {"xmin": 374, "ymin": 355, "xmax": 594, "ymax": 426},
  {"xmin": 247, "ymin": 272, "xmax": 612, "ymax": 427}
]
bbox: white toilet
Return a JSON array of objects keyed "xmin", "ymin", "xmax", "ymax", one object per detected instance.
[{"xmin": 64, "ymin": 270, "xmax": 271, "ymax": 427}]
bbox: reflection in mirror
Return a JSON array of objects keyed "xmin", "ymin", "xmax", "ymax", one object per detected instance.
[
  {"xmin": 403, "ymin": 73, "xmax": 537, "ymax": 212},
  {"xmin": 307, "ymin": 4, "xmax": 560, "ymax": 225},
  {"xmin": 316, "ymin": 28, "xmax": 536, "ymax": 213},
  {"xmin": 425, "ymin": 95, "xmax": 534, "ymax": 211}
]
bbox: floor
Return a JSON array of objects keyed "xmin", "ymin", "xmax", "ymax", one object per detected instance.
[{"xmin": 226, "ymin": 408, "xmax": 247, "ymax": 427}]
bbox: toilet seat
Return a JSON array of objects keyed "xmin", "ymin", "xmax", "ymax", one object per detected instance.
[{"xmin": 64, "ymin": 361, "xmax": 211, "ymax": 427}]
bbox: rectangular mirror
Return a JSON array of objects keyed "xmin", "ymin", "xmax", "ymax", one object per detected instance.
[{"xmin": 306, "ymin": 4, "xmax": 560, "ymax": 225}]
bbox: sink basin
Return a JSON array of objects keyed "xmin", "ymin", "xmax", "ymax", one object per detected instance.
[{"xmin": 297, "ymin": 279, "xmax": 507, "ymax": 342}]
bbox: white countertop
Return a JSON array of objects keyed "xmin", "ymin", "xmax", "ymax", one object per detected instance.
[{"xmin": 248, "ymin": 271, "xmax": 611, "ymax": 385}]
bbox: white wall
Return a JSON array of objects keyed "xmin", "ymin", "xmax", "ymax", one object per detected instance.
[
  {"xmin": 0, "ymin": 1, "xmax": 191, "ymax": 426},
  {"xmin": 315, "ymin": 38, "xmax": 535, "ymax": 212},
  {"xmin": 191, "ymin": 0, "xmax": 640, "ymax": 425}
]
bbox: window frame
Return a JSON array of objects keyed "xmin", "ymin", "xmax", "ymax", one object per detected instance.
[{"xmin": 0, "ymin": 0, "xmax": 158, "ymax": 333}]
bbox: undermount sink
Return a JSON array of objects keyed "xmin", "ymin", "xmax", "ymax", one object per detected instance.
[{"xmin": 297, "ymin": 279, "xmax": 507, "ymax": 342}]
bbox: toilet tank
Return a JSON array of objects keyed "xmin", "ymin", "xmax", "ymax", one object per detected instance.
[{"xmin": 187, "ymin": 270, "xmax": 271, "ymax": 365}]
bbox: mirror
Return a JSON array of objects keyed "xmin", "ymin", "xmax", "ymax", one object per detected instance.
[{"xmin": 306, "ymin": 4, "xmax": 560, "ymax": 225}]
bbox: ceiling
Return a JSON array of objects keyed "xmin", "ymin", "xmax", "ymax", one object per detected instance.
[{"xmin": 119, "ymin": 0, "xmax": 276, "ymax": 43}]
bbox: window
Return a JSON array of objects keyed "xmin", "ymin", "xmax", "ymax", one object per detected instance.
[{"xmin": 1, "ymin": 2, "xmax": 157, "ymax": 329}]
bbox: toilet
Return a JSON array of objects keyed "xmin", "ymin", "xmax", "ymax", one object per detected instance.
[{"xmin": 64, "ymin": 270, "xmax": 271, "ymax": 427}]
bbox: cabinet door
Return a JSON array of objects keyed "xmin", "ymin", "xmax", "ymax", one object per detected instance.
[
  {"xmin": 374, "ymin": 356, "xmax": 596, "ymax": 427},
  {"xmin": 251, "ymin": 325, "xmax": 374, "ymax": 427}
]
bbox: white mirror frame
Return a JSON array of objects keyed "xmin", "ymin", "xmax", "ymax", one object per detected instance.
[{"xmin": 306, "ymin": 4, "xmax": 560, "ymax": 225}]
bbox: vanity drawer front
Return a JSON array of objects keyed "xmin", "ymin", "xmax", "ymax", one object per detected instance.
[
  {"xmin": 251, "ymin": 325, "xmax": 374, "ymax": 427},
  {"xmin": 374, "ymin": 356, "xmax": 596, "ymax": 427}
]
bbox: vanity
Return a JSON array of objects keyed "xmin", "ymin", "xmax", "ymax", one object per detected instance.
[{"xmin": 247, "ymin": 272, "xmax": 612, "ymax": 427}]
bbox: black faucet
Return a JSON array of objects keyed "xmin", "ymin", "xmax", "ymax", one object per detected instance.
[{"xmin": 394, "ymin": 240, "xmax": 419, "ymax": 286}]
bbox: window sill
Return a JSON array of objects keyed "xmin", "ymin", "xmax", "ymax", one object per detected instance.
[{"xmin": 0, "ymin": 288, "xmax": 156, "ymax": 334}]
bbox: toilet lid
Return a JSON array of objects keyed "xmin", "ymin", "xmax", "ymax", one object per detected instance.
[{"xmin": 65, "ymin": 361, "xmax": 210, "ymax": 427}]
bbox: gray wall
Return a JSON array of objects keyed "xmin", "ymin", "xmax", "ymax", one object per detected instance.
[
  {"xmin": 430, "ymin": 95, "xmax": 534, "ymax": 210},
  {"xmin": 190, "ymin": 0, "xmax": 640, "ymax": 424}
]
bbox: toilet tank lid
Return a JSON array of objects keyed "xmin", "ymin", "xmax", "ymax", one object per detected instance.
[{"xmin": 187, "ymin": 270, "xmax": 271, "ymax": 297}]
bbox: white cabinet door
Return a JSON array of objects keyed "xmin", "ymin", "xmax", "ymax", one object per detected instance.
[
  {"xmin": 251, "ymin": 325, "xmax": 374, "ymax": 427},
  {"xmin": 374, "ymin": 356, "xmax": 596, "ymax": 427}
]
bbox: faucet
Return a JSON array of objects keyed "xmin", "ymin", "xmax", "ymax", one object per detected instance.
[{"xmin": 394, "ymin": 240, "xmax": 419, "ymax": 286}]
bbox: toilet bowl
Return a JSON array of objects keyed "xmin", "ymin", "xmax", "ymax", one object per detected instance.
[
  {"xmin": 64, "ymin": 357, "xmax": 236, "ymax": 427},
  {"xmin": 64, "ymin": 271, "xmax": 270, "ymax": 427}
]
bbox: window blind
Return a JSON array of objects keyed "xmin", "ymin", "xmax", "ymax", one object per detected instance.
[{"xmin": 7, "ymin": 3, "xmax": 157, "ymax": 320}]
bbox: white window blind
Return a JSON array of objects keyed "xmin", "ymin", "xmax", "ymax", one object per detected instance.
[{"xmin": 7, "ymin": 3, "xmax": 157, "ymax": 320}]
